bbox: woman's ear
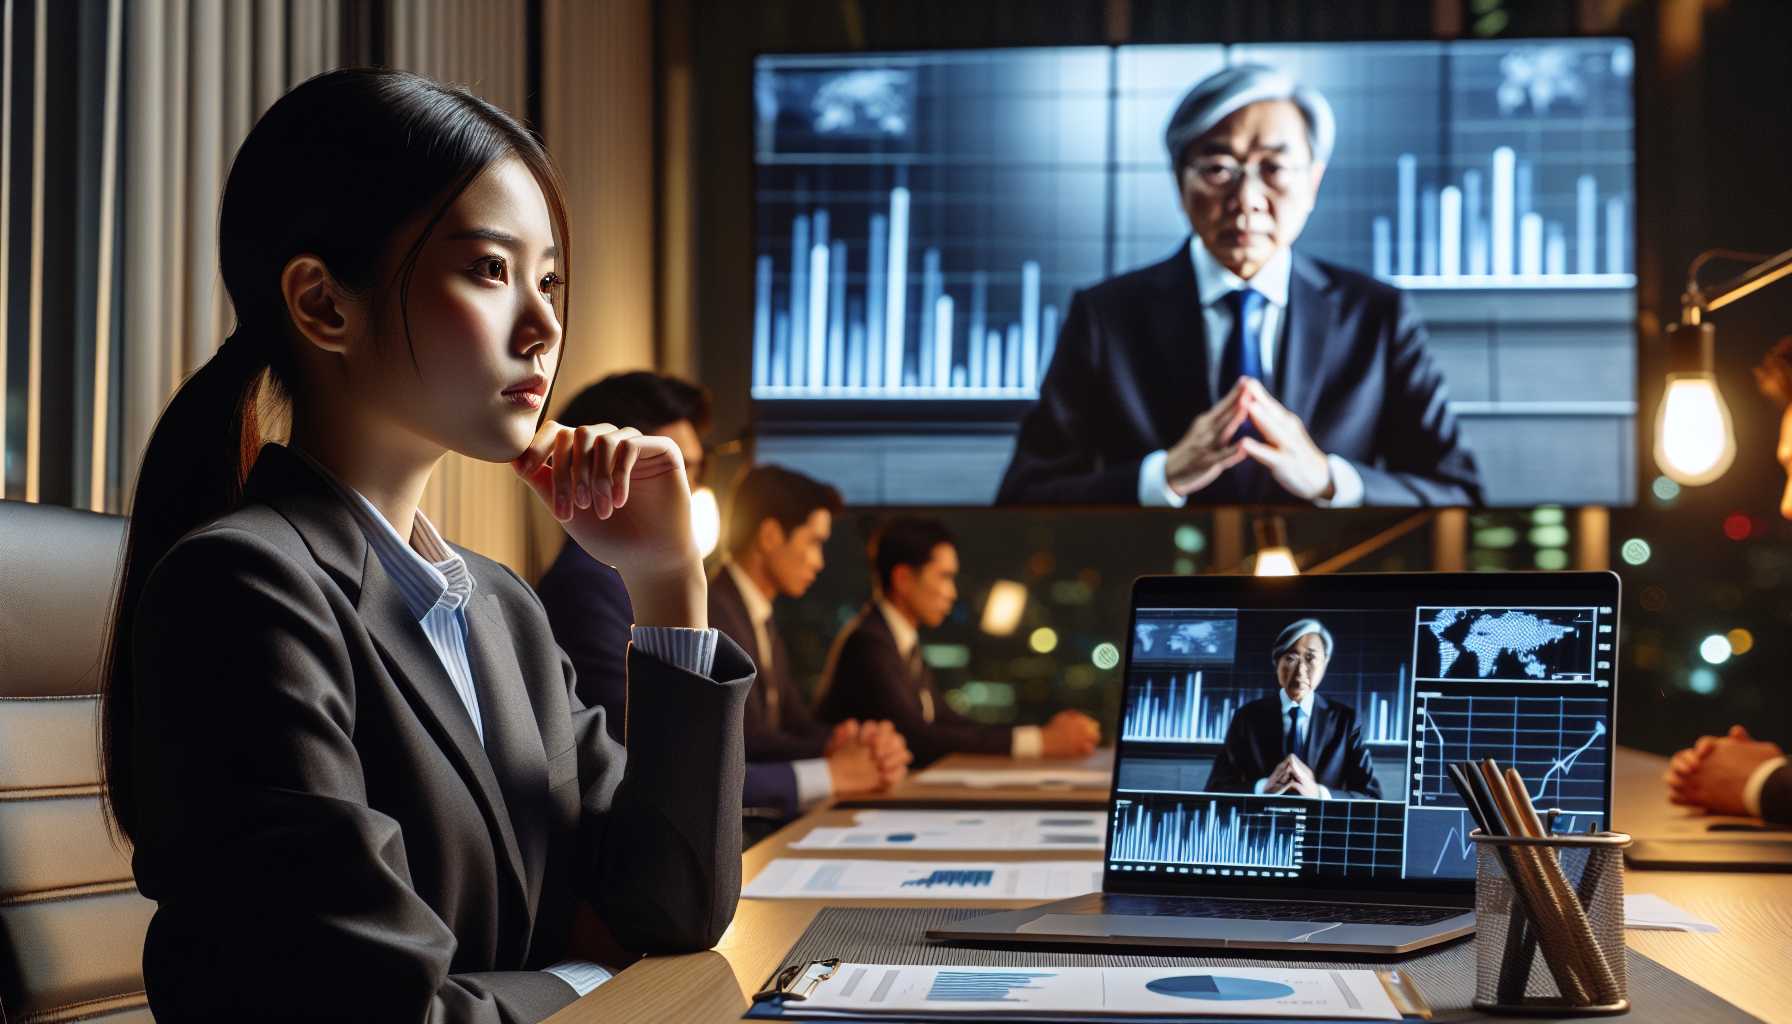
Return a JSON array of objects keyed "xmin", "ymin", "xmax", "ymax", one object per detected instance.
[{"xmin": 280, "ymin": 254, "xmax": 360, "ymax": 356}]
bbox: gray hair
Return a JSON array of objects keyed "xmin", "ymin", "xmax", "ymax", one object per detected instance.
[
  {"xmin": 1163, "ymin": 63, "xmax": 1336, "ymax": 171},
  {"xmin": 1271, "ymin": 618, "xmax": 1333, "ymax": 664}
]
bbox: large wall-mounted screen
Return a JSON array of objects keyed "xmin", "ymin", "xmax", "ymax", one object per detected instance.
[{"xmin": 750, "ymin": 39, "xmax": 1637, "ymax": 507}]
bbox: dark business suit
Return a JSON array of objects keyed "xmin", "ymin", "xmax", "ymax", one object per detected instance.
[
  {"xmin": 816, "ymin": 604, "xmax": 1008, "ymax": 769},
  {"xmin": 128, "ymin": 444, "xmax": 751, "ymax": 1023},
  {"xmin": 1205, "ymin": 692, "xmax": 1382, "ymax": 800},
  {"xmin": 996, "ymin": 243, "xmax": 1483, "ymax": 506},
  {"xmin": 710, "ymin": 567, "xmax": 832, "ymax": 763},
  {"xmin": 536, "ymin": 540, "xmax": 807, "ymax": 820}
]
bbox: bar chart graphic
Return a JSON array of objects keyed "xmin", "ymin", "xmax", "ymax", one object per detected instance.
[
  {"xmin": 1109, "ymin": 798, "xmax": 1302, "ymax": 870},
  {"xmin": 1371, "ymin": 148, "xmax": 1630, "ymax": 287},
  {"xmin": 752, "ymin": 187, "xmax": 1061, "ymax": 399},
  {"xmin": 1121, "ymin": 669, "xmax": 1409, "ymax": 745},
  {"xmin": 927, "ymin": 971, "xmax": 1057, "ymax": 1003},
  {"xmin": 898, "ymin": 869, "xmax": 996, "ymax": 890}
]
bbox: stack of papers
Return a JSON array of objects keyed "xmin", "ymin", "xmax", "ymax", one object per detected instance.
[
  {"xmin": 759, "ymin": 963, "xmax": 1408, "ymax": 1020},
  {"xmin": 793, "ymin": 810, "xmax": 1106, "ymax": 852},
  {"xmin": 742, "ymin": 858, "xmax": 1102, "ymax": 901}
]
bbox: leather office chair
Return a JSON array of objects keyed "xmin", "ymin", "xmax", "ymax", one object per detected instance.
[{"xmin": 0, "ymin": 500, "xmax": 153, "ymax": 1021}]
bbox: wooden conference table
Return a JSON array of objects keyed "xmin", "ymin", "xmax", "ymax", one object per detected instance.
[{"xmin": 546, "ymin": 747, "xmax": 1792, "ymax": 1024}]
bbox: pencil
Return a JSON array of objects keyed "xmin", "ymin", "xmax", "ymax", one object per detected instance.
[
  {"xmin": 1479, "ymin": 759, "xmax": 1592, "ymax": 1004},
  {"xmin": 1505, "ymin": 767, "xmax": 1622, "ymax": 1004}
]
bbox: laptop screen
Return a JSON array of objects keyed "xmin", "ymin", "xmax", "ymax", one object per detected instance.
[{"xmin": 1105, "ymin": 572, "xmax": 1619, "ymax": 897}]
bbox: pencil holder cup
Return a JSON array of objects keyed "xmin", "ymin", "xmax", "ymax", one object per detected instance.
[{"xmin": 1469, "ymin": 829, "xmax": 1631, "ymax": 1016}]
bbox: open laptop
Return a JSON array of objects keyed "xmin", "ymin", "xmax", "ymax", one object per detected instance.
[{"xmin": 930, "ymin": 571, "xmax": 1620, "ymax": 955}]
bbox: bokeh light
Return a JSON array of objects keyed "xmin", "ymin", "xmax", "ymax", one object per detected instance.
[
  {"xmin": 1699, "ymin": 634, "xmax": 1733, "ymax": 665},
  {"xmin": 1173, "ymin": 525, "xmax": 1206, "ymax": 554},
  {"xmin": 1726, "ymin": 628, "xmax": 1754, "ymax": 655},
  {"xmin": 1651, "ymin": 476, "xmax": 1681, "ymax": 503},
  {"xmin": 1534, "ymin": 548, "xmax": 1570, "ymax": 570},
  {"xmin": 1688, "ymin": 668, "xmax": 1720, "ymax": 695},
  {"xmin": 1723, "ymin": 513, "xmax": 1753, "ymax": 542},
  {"xmin": 1619, "ymin": 538, "xmax": 1651, "ymax": 565},
  {"xmin": 1028, "ymin": 627, "xmax": 1059, "ymax": 654},
  {"xmin": 1091, "ymin": 642, "xmax": 1120, "ymax": 670}
]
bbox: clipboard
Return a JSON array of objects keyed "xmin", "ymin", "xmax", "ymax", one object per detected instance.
[{"xmin": 746, "ymin": 958, "xmax": 1435, "ymax": 1022}]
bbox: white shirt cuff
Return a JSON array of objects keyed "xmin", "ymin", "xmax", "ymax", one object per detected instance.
[
  {"xmin": 1011, "ymin": 725, "xmax": 1044, "ymax": 759},
  {"xmin": 792, "ymin": 757, "xmax": 834, "ymax": 809},
  {"xmin": 630, "ymin": 626, "xmax": 719, "ymax": 677},
  {"xmin": 1316, "ymin": 785, "xmax": 1332, "ymax": 800},
  {"xmin": 1138, "ymin": 450, "xmax": 1188, "ymax": 508},
  {"xmin": 1314, "ymin": 454, "xmax": 1365, "ymax": 508},
  {"xmin": 1252, "ymin": 776, "xmax": 1271, "ymax": 795},
  {"xmin": 1743, "ymin": 756, "xmax": 1789, "ymax": 817},
  {"xmin": 543, "ymin": 959, "xmax": 613, "ymax": 998}
]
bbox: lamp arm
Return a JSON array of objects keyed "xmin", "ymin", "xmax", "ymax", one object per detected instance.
[{"xmin": 1683, "ymin": 244, "xmax": 1792, "ymax": 323}]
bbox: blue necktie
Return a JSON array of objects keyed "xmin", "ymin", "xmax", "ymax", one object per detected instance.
[
  {"xmin": 1285, "ymin": 705, "xmax": 1302, "ymax": 759},
  {"xmin": 1218, "ymin": 287, "xmax": 1268, "ymax": 391}
]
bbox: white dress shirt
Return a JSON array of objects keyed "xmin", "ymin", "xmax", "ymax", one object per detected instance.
[
  {"xmin": 297, "ymin": 449, "xmax": 723, "ymax": 999},
  {"xmin": 724, "ymin": 561, "xmax": 832, "ymax": 809},
  {"xmin": 874, "ymin": 596, "xmax": 1042, "ymax": 759},
  {"xmin": 1250, "ymin": 690, "xmax": 1333, "ymax": 800},
  {"xmin": 1138, "ymin": 239, "xmax": 1365, "ymax": 509}
]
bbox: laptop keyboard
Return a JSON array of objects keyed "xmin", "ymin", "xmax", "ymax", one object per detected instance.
[{"xmin": 1104, "ymin": 894, "xmax": 1460, "ymax": 927}]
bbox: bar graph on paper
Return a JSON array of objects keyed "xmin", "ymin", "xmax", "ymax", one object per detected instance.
[
  {"xmin": 1120, "ymin": 670, "xmax": 1409, "ymax": 745},
  {"xmin": 1372, "ymin": 146, "xmax": 1632, "ymax": 288},
  {"xmin": 752, "ymin": 186, "xmax": 1061, "ymax": 399},
  {"xmin": 1109, "ymin": 798, "xmax": 1303, "ymax": 872}
]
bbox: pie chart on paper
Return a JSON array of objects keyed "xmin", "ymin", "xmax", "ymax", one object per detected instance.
[{"xmin": 1145, "ymin": 975, "xmax": 1297, "ymax": 1001}]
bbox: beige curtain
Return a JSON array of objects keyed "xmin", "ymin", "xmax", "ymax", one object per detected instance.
[{"xmin": 122, "ymin": 0, "xmax": 341, "ymax": 506}]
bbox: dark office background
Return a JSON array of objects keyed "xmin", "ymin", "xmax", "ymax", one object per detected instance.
[{"xmin": 667, "ymin": 0, "xmax": 1792, "ymax": 762}]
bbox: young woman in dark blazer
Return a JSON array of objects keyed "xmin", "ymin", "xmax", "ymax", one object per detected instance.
[{"xmin": 98, "ymin": 69, "xmax": 753, "ymax": 1022}]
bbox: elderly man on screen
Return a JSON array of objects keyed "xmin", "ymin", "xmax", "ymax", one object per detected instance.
[
  {"xmin": 1206, "ymin": 618, "xmax": 1382, "ymax": 800},
  {"xmin": 996, "ymin": 63, "xmax": 1482, "ymax": 507}
]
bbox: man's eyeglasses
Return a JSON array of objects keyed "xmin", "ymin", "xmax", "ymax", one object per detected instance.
[{"xmin": 1186, "ymin": 157, "xmax": 1310, "ymax": 196}]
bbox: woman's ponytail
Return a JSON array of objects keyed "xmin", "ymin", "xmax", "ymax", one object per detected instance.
[{"xmin": 99, "ymin": 325, "xmax": 272, "ymax": 843}]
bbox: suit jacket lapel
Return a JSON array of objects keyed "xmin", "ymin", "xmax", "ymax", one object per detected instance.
[
  {"xmin": 356, "ymin": 566, "xmax": 531, "ymax": 936},
  {"xmin": 1278, "ymin": 253, "xmax": 1336, "ymax": 430}
]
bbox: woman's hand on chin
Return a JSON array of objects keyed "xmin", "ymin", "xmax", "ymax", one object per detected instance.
[{"xmin": 514, "ymin": 420, "xmax": 707, "ymax": 629}]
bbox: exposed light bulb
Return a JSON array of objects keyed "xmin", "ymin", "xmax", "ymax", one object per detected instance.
[
  {"xmin": 1655, "ymin": 374, "xmax": 1736, "ymax": 485},
  {"xmin": 1254, "ymin": 546, "xmax": 1299, "ymax": 577},
  {"xmin": 690, "ymin": 486, "xmax": 721, "ymax": 558}
]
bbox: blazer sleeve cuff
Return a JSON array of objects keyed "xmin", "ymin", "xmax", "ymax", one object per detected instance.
[
  {"xmin": 1744, "ymin": 756, "xmax": 1789, "ymax": 817},
  {"xmin": 631, "ymin": 626, "xmax": 720, "ymax": 678},
  {"xmin": 1138, "ymin": 449, "xmax": 1188, "ymax": 507}
]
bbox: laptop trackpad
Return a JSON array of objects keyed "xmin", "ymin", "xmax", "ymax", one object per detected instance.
[{"xmin": 1020, "ymin": 914, "xmax": 1316, "ymax": 943}]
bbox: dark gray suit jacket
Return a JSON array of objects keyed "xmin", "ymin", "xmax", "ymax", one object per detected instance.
[
  {"xmin": 127, "ymin": 444, "xmax": 752, "ymax": 1023},
  {"xmin": 815, "ymin": 604, "xmax": 1009, "ymax": 769},
  {"xmin": 996, "ymin": 243, "xmax": 1483, "ymax": 507},
  {"xmin": 1204, "ymin": 693, "xmax": 1383, "ymax": 801}
]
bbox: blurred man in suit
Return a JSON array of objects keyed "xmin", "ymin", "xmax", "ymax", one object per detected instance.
[
  {"xmin": 997, "ymin": 63, "xmax": 1481, "ymax": 507},
  {"xmin": 535, "ymin": 374, "xmax": 889, "ymax": 832},
  {"xmin": 1206, "ymin": 618, "xmax": 1382, "ymax": 799},
  {"xmin": 716, "ymin": 465, "xmax": 911, "ymax": 809},
  {"xmin": 815, "ymin": 516, "xmax": 1101, "ymax": 768}
]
